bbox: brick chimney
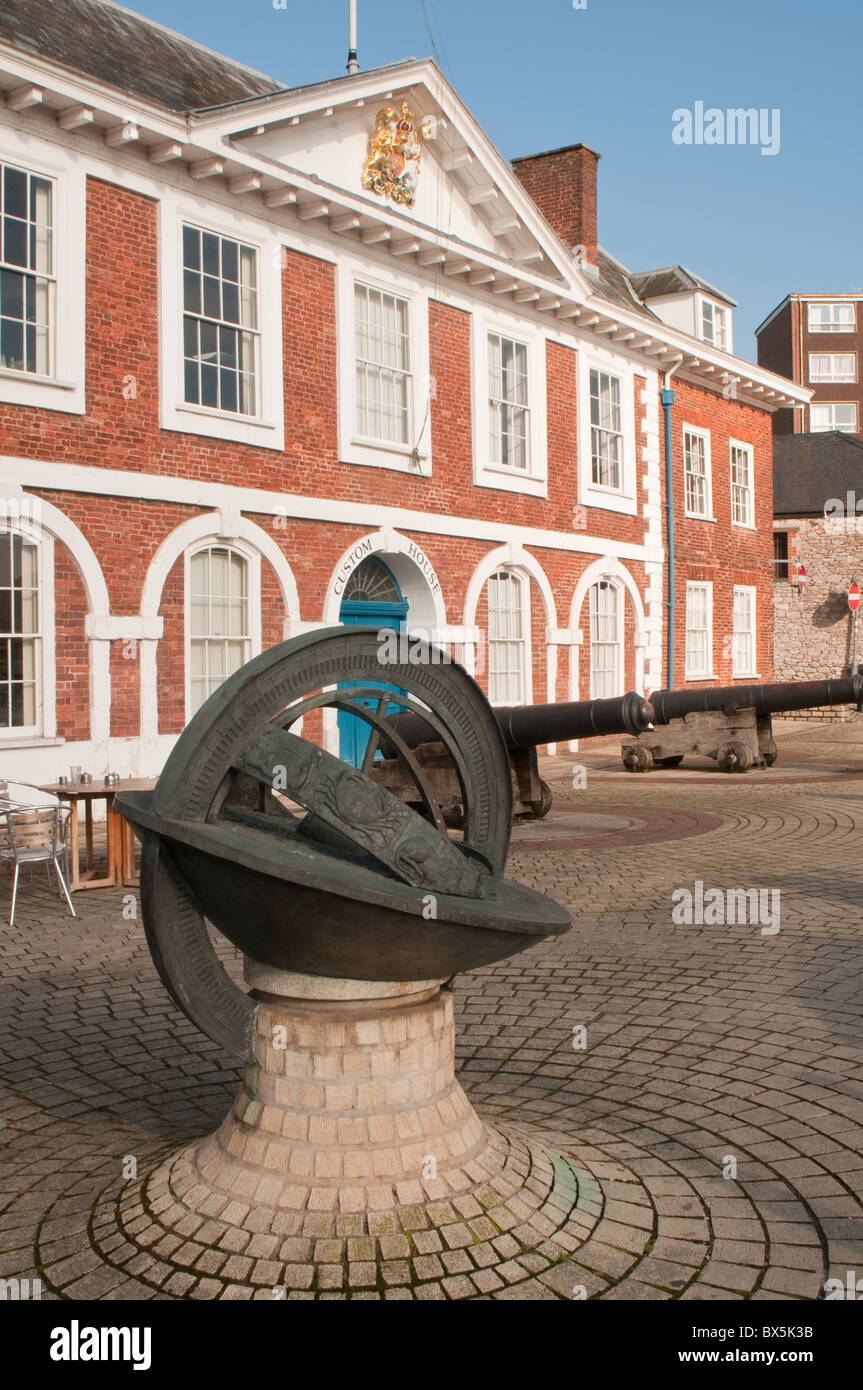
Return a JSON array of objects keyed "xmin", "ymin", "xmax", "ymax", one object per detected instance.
[{"xmin": 511, "ymin": 144, "xmax": 600, "ymax": 267}]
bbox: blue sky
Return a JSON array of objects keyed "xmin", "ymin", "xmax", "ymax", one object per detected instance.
[{"xmin": 131, "ymin": 0, "xmax": 862, "ymax": 362}]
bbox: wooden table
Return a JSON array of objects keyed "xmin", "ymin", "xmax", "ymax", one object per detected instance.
[{"xmin": 38, "ymin": 778, "xmax": 156, "ymax": 891}]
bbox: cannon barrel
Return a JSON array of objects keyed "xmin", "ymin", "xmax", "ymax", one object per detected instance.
[
  {"xmin": 649, "ymin": 674, "xmax": 863, "ymax": 726},
  {"xmin": 495, "ymin": 692, "xmax": 655, "ymax": 747},
  {"xmin": 386, "ymin": 690, "xmax": 655, "ymax": 753}
]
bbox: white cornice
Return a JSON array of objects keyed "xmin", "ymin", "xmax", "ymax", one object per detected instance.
[
  {"xmin": 0, "ymin": 46, "xmax": 810, "ymax": 412},
  {"xmin": 1, "ymin": 455, "xmax": 661, "ymax": 566},
  {"xmin": 0, "ymin": 41, "xmax": 189, "ymax": 139}
]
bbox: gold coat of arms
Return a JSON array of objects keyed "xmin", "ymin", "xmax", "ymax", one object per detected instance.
[{"xmin": 362, "ymin": 102, "xmax": 423, "ymax": 208}]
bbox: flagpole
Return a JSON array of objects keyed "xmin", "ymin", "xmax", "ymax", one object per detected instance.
[{"xmin": 347, "ymin": 0, "xmax": 359, "ymax": 73}]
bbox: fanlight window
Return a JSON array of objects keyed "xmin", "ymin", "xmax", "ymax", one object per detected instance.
[{"xmin": 342, "ymin": 556, "xmax": 402, "ymax": 604}]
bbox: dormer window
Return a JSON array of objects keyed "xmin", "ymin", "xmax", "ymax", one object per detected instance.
[
  {"xmin": 701, "ymin": 300, "xmax": 728, "ymax": 350},
  {"xmin": 630, "ymin": 269, "xmax": 735, "ymax": 358}
]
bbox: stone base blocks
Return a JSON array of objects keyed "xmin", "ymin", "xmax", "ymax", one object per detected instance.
[
  {"xmin": 84, "ymin": 972, "xmax": 604, "ymax": 1299},
  {"xmin": 199, "ymin": 982, "xmax": 490, "ymax": 1205}
]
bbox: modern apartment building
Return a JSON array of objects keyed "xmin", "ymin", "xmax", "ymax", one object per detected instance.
[{"xmin": 757, "ymin": 292, "xmax": 863, "ymax": 439}]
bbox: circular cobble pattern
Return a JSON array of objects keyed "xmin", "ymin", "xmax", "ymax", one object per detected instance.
[
  {"xmin": 1, "ymin": 718, "xmax": 862, "ymax": 1299},
  {"xmin": 510, "ymin": 803, "xmax": 723, "ymax": 853},
  {"xmin": 70, "ymin": 1126, "xmax": 601, "ymax": 1300}
]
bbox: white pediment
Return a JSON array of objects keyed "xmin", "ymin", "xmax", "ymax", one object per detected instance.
[
  {"xmin": 233, "ymin": 106, "xmax": 508, "ymax": 258},
  {"xmin": 210, "ymin": 62, "xmax": 581, "ymax": 288}
]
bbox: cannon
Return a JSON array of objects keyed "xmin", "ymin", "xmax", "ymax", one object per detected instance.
[
  {"xmin": 621, "ymin": 673, "xmax": 863, "ymax": 773},
  {"xmin": 376, "ymin": 690, "xmax": 655, "ymax": 821}
]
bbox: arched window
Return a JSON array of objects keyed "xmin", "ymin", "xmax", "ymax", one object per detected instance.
[
  {"xmin": 487, "ymin": 570, "xmax": 529, "ymax": 705},
  {"xmin": 188, "ymin": 545, "xmax": 250, "ymax": 714},
  {"xmin": 589, "ymin": 579, "xmax": 623, "ymax": 699},
  {"xmin": 0, "ymin": 529, "xmax": 40, "ymax": 731}
]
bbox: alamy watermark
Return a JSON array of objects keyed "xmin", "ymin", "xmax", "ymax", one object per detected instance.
[
  {"xmin": 673, "ymin": 102, "xmax": 780, "ymax": 157},
  {"xmin": 0, "ymin": 495, "xmax": 42, "ymax": 527},
  {"xmin": 672, "ymin": 880, "xmax": 780, "ymax": 936},
  {"xmin": 376, "ymin": 628, "xmax": 454, "ymax": 667},
  {"xmin": 824, "ymin": 492, "xmax": 863, "ymax": 534},
  {"xmin": 50, "ymin": 1323, "xmax": 151, "ymax": 1370},
  {"xmin": 0, "ymin": 1276, "xmax": 41, "ymax": 1300},
  {"xmin": 824, "ymin": 1270, "xmax": 863, "ymax": 1300}
]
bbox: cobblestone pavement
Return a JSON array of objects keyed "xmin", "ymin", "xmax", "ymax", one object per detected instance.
[{"xmin": 1, "ymin": 717, "xmax": 862, "ymax": 1300}]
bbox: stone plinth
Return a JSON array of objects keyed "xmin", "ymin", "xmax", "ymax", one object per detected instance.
[
  {"xmin": 87, "ymin": 967, "xmax": 603, "ymax": 1298},
  {"xmin": 194, "ymin": 972, "xmax": 491, "ymax": 1208}
]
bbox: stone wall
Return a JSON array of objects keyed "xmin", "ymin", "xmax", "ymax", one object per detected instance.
[{"xmin": 773, "ymin": 515, "xmax": 863, "ymax": 719}]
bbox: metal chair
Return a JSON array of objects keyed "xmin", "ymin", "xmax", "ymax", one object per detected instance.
[{"xmin": 0, "ymin": 804, "xmax": 76, "ymax": 926}]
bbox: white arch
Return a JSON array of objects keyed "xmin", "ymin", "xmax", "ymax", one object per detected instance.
[
  {"xmin": 322, "ymin": 528, "xmax": 448, "ymax": 632},
  {"xmin": 139, "ymin": 511, "xmax": 301, "ymax": 741},
  {"xmin": 570, "ymin": 556, "xmax": 647, "ymax": 641},
  {"xmin": 569, "ymin": 556, "xmax": 647, "ymax": 701},
  {"xmin": 463, "ymin": 543, "xmax": 558, "ymax": 631},
  {"xmin": 26, "ymin": 494, "xmax": 110, "ymax": 617},
  {"xmin": 463, "ymin": 544, "xmax": 558, "ymax": 707},
  {"xmin": 22, "ymin": 494, "xmax": 111, "ymax": 745},
  {"xmin": 140, "ymin": 511, "xmax": 300, "ymax": 622}
]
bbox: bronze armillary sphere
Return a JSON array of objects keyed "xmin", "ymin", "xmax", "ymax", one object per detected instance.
[{"xmin": 117, "ymin": 628, "xmax": 571, "ymax": 1060}]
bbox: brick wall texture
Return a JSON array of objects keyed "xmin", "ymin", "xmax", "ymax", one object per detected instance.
[{"xmin": 2, "ymin": 174, "xmax": 779, "ymax": 752}]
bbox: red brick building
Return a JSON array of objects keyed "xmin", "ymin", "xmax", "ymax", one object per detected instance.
[
  {"xmin": 756, "ymin": 292, "xmax": 863, "ymax": 439},
  {"xmin": 0, "ymin": 0, "xmax": 806, "ymax": 781}
]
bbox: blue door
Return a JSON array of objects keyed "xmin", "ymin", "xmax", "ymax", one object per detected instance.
[{"xmin": 338, "ymin": 559, "xmax": 408, "ymax": 766}]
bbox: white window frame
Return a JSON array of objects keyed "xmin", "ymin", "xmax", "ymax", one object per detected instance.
[
  {"xmin": 0, "ymin": 130, "xmax": 85, "ymax": 414},
  {"xmin": 353, "ymin": 281, "xmax": 413, "ymax": 450},
  {"xmin": 732, "ymin": 585, "xmax": 758, "ymax": 679},
  {"xmin": 682, "ymin": 424, "xmax": 714, "ymax": 520},
  {"xmin": 184, "ymin": 539, "xmax": 261, "ymax": 722},
  {"xmin": 337, "ymin": 259, "xmax": 431, "ymax": 475},
  {"xmin": 473, "ymin": 308, "xmax": 547, "ymax": 497},
  {"xmin": 588, "ymin": 578, "xmax": 624, "ymax": 699},
  {"xmin": 486, "ymin": 568, "xmax": 532, "ymax": 706},
  {"xmin": 588, "ymin": 367, "xmax": 624, "ymax": 492},
  {"xmin": 577, "ymin": 349, "xmax": 637, "ymax": 515},
  {"xmin": 808, "ymin": 352, "xmax": 857, "ymax": 383},
  {"xmin": 685, "ymin": 581, "xmax": 713, "ymax": 681},
  {"xmin": 699, "ymin": 296, "xmax": 731, "ymax": 352},
  {"xmin": 729, "ymin": 439, "xmax": 755, "ymax": 528},
  {"xmin": 0, "ymin": 520, "xmax": 55, "ymax": 743},
  {"xmin": 160, "ymin": 192, "xmax": 284, "ymax": 449},
  {"xmin": 810, "ymin": 402, "xmax": 858, "ymax": 433},
  {"xmin": 487, "ymin": 331, "xmax": 531, "ymax": 473},
  {"xmin": 807, "ymin": 302, "xmax": 855, "ymax": 334},
  {"xmin": 181, "ymin": 223, "xmax": 260, "ymax": 419}
]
